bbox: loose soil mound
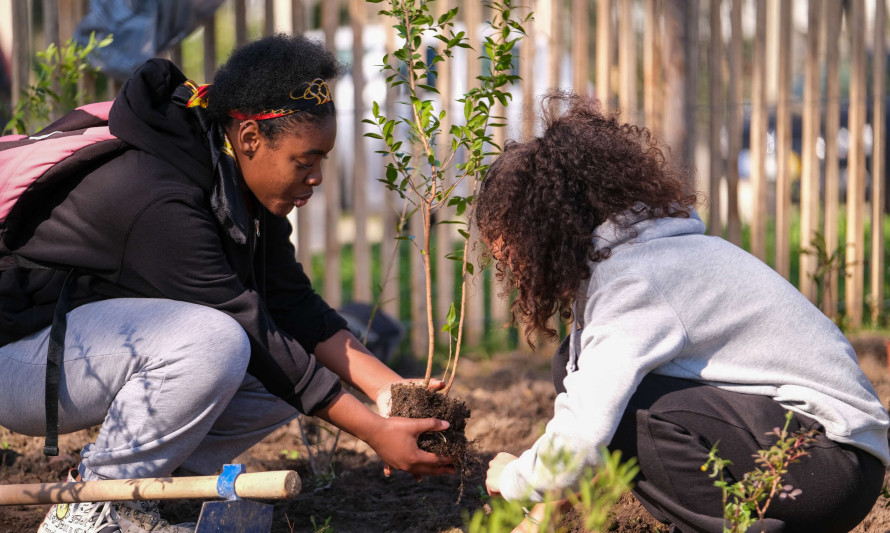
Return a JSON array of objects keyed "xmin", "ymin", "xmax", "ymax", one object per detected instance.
[{"xmin": 2, "ymin": 334, "xmax": 890, "ymax": 532}]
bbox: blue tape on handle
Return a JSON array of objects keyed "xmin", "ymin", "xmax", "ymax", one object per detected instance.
[{"xmin": 216, "ymin": 463, "xmax": 245, "ymax": 501}]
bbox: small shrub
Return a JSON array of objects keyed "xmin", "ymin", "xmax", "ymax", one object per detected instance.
[
  {"xmin": 702, "ymin": 410, "xmax": 818, "ymax": 533},
  {"xmin": 3, "ymin": 32, "xmax": 112, "ymax": 135}
]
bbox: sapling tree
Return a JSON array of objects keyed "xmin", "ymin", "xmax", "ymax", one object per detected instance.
[
  {"xmin": 702, "ymin": 410, "xmax": 818, "ymax": 533},
  {"xmin": 3, "ymin": 32, "xmax": 112, "ymax": 135},
  {"xmin": 364, "ymin": 0, "xmax": 529, "ymax": 393}
]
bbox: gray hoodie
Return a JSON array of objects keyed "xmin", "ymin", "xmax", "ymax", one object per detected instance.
[{"xmin": 499, "ymin": 208, "xmax": 890, "ymax": 502}]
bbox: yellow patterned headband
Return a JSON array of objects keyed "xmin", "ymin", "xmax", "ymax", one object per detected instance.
[{"xmin": 184, "ymin": 78, "xmax": 334, "ymax": 121}]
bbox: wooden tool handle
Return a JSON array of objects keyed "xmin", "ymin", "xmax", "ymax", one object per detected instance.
[{"xmin": 0, "ymin": 470, "xmax": 301, "ymax": 506}]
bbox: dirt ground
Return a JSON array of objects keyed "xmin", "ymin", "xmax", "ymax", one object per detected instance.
[{"xmin": 3, "ymin": 333, "xmax": 890, "ymax": 532}]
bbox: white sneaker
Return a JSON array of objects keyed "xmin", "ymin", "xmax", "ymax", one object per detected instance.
[
  {"xmin": 37, "ymin": 469, "xmax": 120, "ymax": 533},
  {"xmin": 38, "ymin": 500, "xmax": 120, "ymax": 533},
  {"xmin": 111, "ymin": 500, "xmax": 195, "ymax": 533}
]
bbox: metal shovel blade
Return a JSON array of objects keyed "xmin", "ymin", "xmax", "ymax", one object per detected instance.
[{"xmin": 194, "ymin": 499, "xmax": 273, "ymax": 532}]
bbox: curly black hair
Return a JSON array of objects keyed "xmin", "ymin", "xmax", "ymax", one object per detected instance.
[
  {"xmin": 474, "ymin": 91, "xmax": 697, "ymax": 344},
  {"xmin": 207, "ymin": 33, "xmax": 343, "ymax": 145}
]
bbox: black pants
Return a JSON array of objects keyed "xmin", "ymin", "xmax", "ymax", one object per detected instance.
[{"xmin": 552, "ymin": 348, "xmax": 885, "ymax": 532}]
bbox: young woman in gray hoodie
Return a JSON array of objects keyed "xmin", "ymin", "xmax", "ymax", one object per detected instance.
[{"xmin": 477, "ymin": 92, "xmax": 889, "ymax": 533}]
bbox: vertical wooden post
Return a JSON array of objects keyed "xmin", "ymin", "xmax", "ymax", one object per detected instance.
[
  {"xmin": 294, "ymin": 1, "xmax": 312, "ymax": 270},
  {"xmin": 44, "ymin": 0, "xmax": 61, "ymax": 119},
  {"xmin": 596, "ymin": 0, "xmax": 611, "ymax": 105},
  {"xmin": 351, "ymin": 0, "xmax": 371, "ymax": 303},
  {"xmin": 549, "ymin": 0, "xmax": 562, "ymax": 93},
  {"xmin": 464, "ymin": 0, "xmax": 483, "ymax": 347},
  {"xmin": 573, "ymin": 0, "xmax": 589, "ymax": 95},
  {"xmin": 619, "ymin": 0, "xmax": 637, "ymax": 121},
  {"xmin": 265, "ymin": 0, "xmax": 275, "ymax": 36},
  {"xmin": 846, "ymin": 0, "xmax": 866, "ymax": 327},
  {"xmin": 44, "ymin": 0, "xmax": 59, "ymax": 49},
  {"xmin": 800, "ymin": 0, "xmax": 822, "ymax": 302},
  {"xmin": 235, "ymin": 0, "xmax": 248, "ymax": 47},
  {"xmin": 292, "ymin": 0, "xmax": 305, "ymax": 36},
  {"xmin": 775, "ymin": 0, "xmax": 792, "ymax": 279},
  {"xmin": 435, "ymin": 0, "xmax": 456, "ymax": 353},
  {"xmin": 521, "ymin": 0, "xmax": 537, "ymax": 140},
  {"xmin": 381, "ymin": 21, "xmax": 401, "ymax": 325},
  {"xmin": 11, "ymin": 0, "xmax": 30, "ymax": 112},
  {"xmin": 203, "ymin": 14, "xmax": 217, "ymax": 84},
  {"xmin": 707, "ymin": 0, "xmax": 724, "ymax": 235},
  {"xmin": 749, "ymin": 0, "xmax": 767, "ymax": 261},
  {"xmin": 410, "ymin": 163, "xmax": 427, "ymax": 358},
  {"xmin": 644, "ymin": 0, "xmax": 661, "ymax": 136},
  {"xmin": 870, "ymin": 0, "xmax": 886, "ymax": 324},
  {"xmin": 823, "ymin": 0, "xmax": 841, "ymax": 319},
  {"xmin": 725, "ymin": 0, "xmax": 742, "ymax": 245},
  {"xmin": 662, "ymin": 0, "xmax": 698, "ymax": 185},
  {"xmin": 322, "ymin": 0, "xmax": 342, "ymax": 307}
]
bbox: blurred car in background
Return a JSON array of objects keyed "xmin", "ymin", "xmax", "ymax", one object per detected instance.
[{"xmin": 737, "ymin": 97, "xmax": 890, "ymax": 209}]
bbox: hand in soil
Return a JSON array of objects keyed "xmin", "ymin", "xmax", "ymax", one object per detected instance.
[
  {"xmin": 375, "ymin": 378, "xmax": 446, "ymax": 418},
  {"xmin": 369, "ymin": 416, "xmax": 455, "ymax": 480},
  {"xmin": 485, "ymin": 451, "xmax": 518, "ymax": 496}
]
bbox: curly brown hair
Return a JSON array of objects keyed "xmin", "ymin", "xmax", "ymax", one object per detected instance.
[{"xmin": 474, "ymin": 91, "xmax": 697, "ymax": 343}]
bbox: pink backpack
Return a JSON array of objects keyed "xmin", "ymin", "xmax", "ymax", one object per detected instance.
[
  {"xmin": 0, "ymin": 101, "xmax": 128, "ymax": 456},
  {"xmin": 0, "ymin": 101, "xmax": 127, "ymax": 259}
]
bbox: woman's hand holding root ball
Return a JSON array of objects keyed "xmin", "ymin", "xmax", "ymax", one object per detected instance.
[
  {"xmin": 315, "ymin": 388, "xmax": 455, "ymax": 480},
  {"xmin": 375, "ymin": 377, "xmax": 453, "ymax": 479},
  {"xmin": 372, "ymin": 416, "xmax": 456, "ymax": 480}
]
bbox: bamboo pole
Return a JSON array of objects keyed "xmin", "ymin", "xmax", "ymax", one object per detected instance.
[
  {"xmin": 596, "ymin": 0, "xmax": 611, "ymax": 105},
  {"xmin": 775, "ymin": 0, "xmax": 792, "ymax": 279},
  {"xmin": 800, "ymin": 0, "xmax": 822, "ymax": 302},
  {"xmin": 619, "ymin": 0, "xmax": 637, "ymax": 122},
  {"xmin": 823, "ymin": 0, "xmax": 841, "ymax": 319},
  {"xmin": 870, "ymin": 0, "xmax": 886, "ymax": 324},
  {"xmin": 726, "ymin": 0, "xmax": 742, "ymax": 245},
  {"xmin": 749, "ymin": 0, "xmax": 768, "ymax": 262},
  {"xmin": 0, "ymin": 471, "xmax": 301, "ymax": 506},
  {"xmin": 351, "ymin": 0, "xmax": 371, "ymax": 303},
  {"xmin": 707, "ymin": 0, "xmax": 724, "ymax": 235},
  {"xmin": 573, "ymin": 0, "xmax": 589, "ymax": 95},
  {"xmin": 846, "ymin": 0, "xmax": 866, "ymax": 327},
  {"xmin": 323, "ymin": 0, "xmax": 341, "ymax": 307}
]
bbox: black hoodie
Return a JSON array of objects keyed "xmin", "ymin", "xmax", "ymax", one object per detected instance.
[{"xmin": 0, "ymin": 59, "xmax": 344, "ymax": 414}]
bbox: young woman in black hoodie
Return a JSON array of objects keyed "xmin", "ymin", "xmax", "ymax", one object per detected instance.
[{"xmin": 0, "ymin": 34, "xmax": 453, "ymax": 533}]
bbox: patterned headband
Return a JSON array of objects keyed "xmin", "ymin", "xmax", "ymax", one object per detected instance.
[{"xmin": 184, "ymin": 78, "xmax": 334, "ymax": 121}]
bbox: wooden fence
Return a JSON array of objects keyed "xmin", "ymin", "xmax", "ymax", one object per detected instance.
[{"xmin": 1, "ymin": 0, "xmax": 888, "ymax": 358}]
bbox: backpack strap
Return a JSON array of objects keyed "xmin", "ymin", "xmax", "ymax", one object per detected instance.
[{"xmin": 43, "ymin": 269, "xmax": 75, "ymax": 456}]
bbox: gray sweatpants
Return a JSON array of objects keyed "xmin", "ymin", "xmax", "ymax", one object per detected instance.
[{"xmin": 0, "ymin": 298, "xmax": 299, "ymax": 481}]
